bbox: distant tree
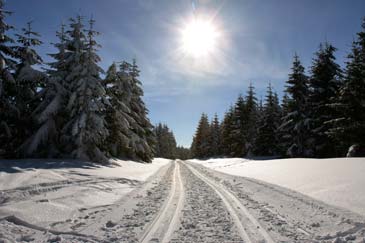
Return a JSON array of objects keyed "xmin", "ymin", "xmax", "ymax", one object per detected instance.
[
  {"xmin": 191, "ymin": 113, "xmax": 211, "ymax": 158},
  {"xmin": 327, "ymin": 19, "xmax": 365, "ymax": 154},
  {"xmin": 154, "ymin": 123, "xmax": 176, "ymax": 159},
  {"xmin": 308, "ymin": 42, "xmax": 342, "ymax": 157},
  {"xmin": 279, "ymin": 54, "xmax": 311, "ymax": 157},
  {"xmin": 175, "ymin": 146, "xmax": 191, "ymax": 160}
]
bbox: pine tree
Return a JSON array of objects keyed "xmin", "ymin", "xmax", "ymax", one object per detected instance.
[
  {"xmin": 60, "ymin": 16, "xmax": 109, "ymax": 162},
  {"xmin": 191, "ymin": 113, "xmax": 210, "ymax": 158},
  {"xmin": 280, "ymin": 54, "xmax": 311, "ymax": 157},
  {"xmin": 230, "ymin": 95, "xmax": 247, "ymax": 157},
  {"xmin": 126, "ymin": 59, "xmax": 155, "ymax": 162},
  {"xmin": 308, "ymin": 42, "xmax": 342, "ymax": 157},
  {"xmin": 0, "ymin": 0, "xmax": 17, "ymax": 157},
  {"xmin": 255, "ymin": 83, "xmax": 281, "ymax": 156},
  {"xmin": 328, "ymin": 19, "xmax": 365, "ymax": 153}
]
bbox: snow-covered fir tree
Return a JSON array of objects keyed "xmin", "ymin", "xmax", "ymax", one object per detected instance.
[
  {"xmin": 13, "ymin": 21, "xmax": 47, "ymax": 155},
  {"xmin": 308, "ymin": 42, "xmax": 342, "ymax": 157},
  {"xmin": 191, "ymin": 113, "xmax": 211, "ymax": 158},
  {"xmin": 328, "ymin": 19, "xmax": 365, "ymax": 153},
  {"xmin": 103, "ymin": 62, "xmax": 134, "ymax": 158},
  {"xmin": 279, "ymin": 54, "xmax": 311, "ymax": 157},
  {"xmin": 60, "ymin": 16, "xmax": 109, "ymax": 162},
  {"xmin": 126, "ymin": 59, "xmax": 155, "ymax": 162},
  {"xmin": 19, "ymin": 24, "xmax": 68, "ymax": 157},
  {"xmin": 254, "ymin": 83, "xmax": 281, "ymax": 156},
  {"xmin": 0, "ymin": 0, "xmax": 17, "ymax": 157}
]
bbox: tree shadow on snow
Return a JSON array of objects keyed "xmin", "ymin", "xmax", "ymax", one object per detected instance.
[{"xmin": 0, "ymin": 159, "xmax": 110, "ymax": 173}]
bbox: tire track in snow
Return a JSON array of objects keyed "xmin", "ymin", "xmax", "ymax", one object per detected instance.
[
  {"xmin": 139, "ymin": 161, "xmax": 184, "ymax": 243},
  {"xmin": 185, "ymin": 162, "xmax": 275, "ymax": 243}
]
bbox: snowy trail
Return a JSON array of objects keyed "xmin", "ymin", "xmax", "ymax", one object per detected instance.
[
  {"xmin": 185, "ymin": 162, "xmax": 275, "ymax": 243},
  {"xmin": 1, "ymin": 159, "xmax": 365, "ymax": 242}
]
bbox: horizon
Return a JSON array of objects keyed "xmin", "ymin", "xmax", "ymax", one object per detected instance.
[{"xmin": 6, "ymin": 0, "xmax": 365, "ymax": 147}]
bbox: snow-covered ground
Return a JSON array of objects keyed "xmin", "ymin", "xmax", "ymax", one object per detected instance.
[
  {"xmin": 190, "ymin": 157, "xmax": 365, "ymax": 216},
  {"xmin": 0, "ymin": 158, "xmax": 170, "ymax": 226}
]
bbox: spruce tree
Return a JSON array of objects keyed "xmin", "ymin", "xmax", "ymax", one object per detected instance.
[
  {"xmin": 19, "ymin": 24, "xmax": 68, "ymax": 157},
  {"xmin": 244, "ymin": 84, "xmax": 258, "ymax": 156},
  {"xmin": 60, "ymin": 17, "xmax": 109, "ymax": 162},
  {"xmin": 191, "ymin": 113, "xmax": 210, "ymax": 158},
  {"xmin": 220, "ymin": 106, "xmax": 234, "ymax": 157},
  {"xmin": 154, "ymin": 123, "xmax": 177, "ymax": 159},
  {"xmin": 328, "ymin": 19, "xmax": 365, "ymax": 153},
  {"xmin": 230, "ymin": 95, "xmax": 247, "ymax": 157},
  {"xmin": 280, "ymin": 54, "xmax": 311, "ymax": 157},
  {"xmin": 0, "ymin": 0, "xmax": 17, "ymax": 157},
  {"xmin": 127, "ymin": 59, "xmax": 155, "ymax": 162},
  {"xmin": 208, "ymin": 113, "xmax": 221, "ymax": 157},
  {"xmin": 308, "ymin": 42, "xmax": 342, "ymax": 157},
  {"xmin": 255, "ymin": 84, "xmax": 281, "ymax": 156}
]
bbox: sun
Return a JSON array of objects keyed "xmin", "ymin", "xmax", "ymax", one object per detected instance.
[{"xmin": 181, "ymin": 18, "xmax": 219, "ymax": 58}]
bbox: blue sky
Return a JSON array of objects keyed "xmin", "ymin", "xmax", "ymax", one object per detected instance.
[{"xmin": 6, "ymin": 0, "xmax": 365, "ymax": 147}]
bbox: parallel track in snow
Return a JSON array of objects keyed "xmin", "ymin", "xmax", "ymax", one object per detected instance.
[
  {"xmin": 185, "ymin": 162, "xmax": 275, "ymax": 243},
  {"xmin": 139, "ymin": 161, "xmax": 185, "ymax": 243}
]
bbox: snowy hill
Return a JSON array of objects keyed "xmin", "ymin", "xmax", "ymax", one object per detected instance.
[{"xmin": 190, "ymin": 157, "xmax": 365, "ymax": 216}]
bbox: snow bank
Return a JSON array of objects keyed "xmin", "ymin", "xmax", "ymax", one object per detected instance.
[
  {"xmin": 190, "ymin": 157, "xmax": 365, "ymax": 216},
  {"xmin": 0, "ymin": 158, "xmax": 170, "ymax": 225}
]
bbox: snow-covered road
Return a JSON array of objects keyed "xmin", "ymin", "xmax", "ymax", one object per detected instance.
[{"xmin": 1, "ymin": 159, "xmax": 365, "ymax": 242}]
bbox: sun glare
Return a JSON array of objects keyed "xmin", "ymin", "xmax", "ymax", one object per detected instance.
[{"xmin": 181, "ymin": 19, "xmax": 219, "ymax": 58}]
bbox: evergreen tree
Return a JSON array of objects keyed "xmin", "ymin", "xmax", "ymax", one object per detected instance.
[
  {"xmin": 126, "ymin": 59, "xmax": 155, "ymax": 162},
  {"xmin": 243, "ymin": 84, "xmax": 258, "ymax": 156},
  {"xmin": 208, "ymin": 113, "xmax": 221, "ymax": 157},
  {"xmin": 19, "ymin": 24, "xmax": 68, "ymax": 157},
  {"xmin": 255, "ymin": 83, "xmax": 281, "ymax": 156},
  {"xmin": 230, "ymin": 95, "xmax": 247, "ymax": 157},
  {"xmin": 308, "ymin": 42, "xmax": 342, "ymax": 157},
  {"xmin": 154, "ymin": 123, "xmax": 176, "ymax": 159},
  {"xmin": 103, "ymin": 62, "xmax": 132, "ymax": 158},
  {"xmin": 60, "ymin": 17, "xmax": 109, "ymax": 162},
  {"xmin": 220, "ymin": 106, "xmax": 234, "ymax": 157},
  {"xmin": 191, "ymin": 113, "xmax": 210, "ymax": 158},
  {"xmin": 280, "ymin": 54, "xmax": 311, "ymax": 157},
  {"xmin": 328, "ymin": 19, "xmax": 365, "ymax": 153},
  {"xmin": 175, "ymin": 146, "xmax": 191, "ymax": 160},
  {"xmin": 0, "ymin": 0, "xmax": 17, "ymax": 157}
]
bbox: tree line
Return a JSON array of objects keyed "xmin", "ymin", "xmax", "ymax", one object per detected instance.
[
  {"xmin": 191, "ymin": 18, "xmax": 365, "ymax": 159},
  {"xmin": 0, "ymin": 1, "xmax": 155, "ymax": 163}
]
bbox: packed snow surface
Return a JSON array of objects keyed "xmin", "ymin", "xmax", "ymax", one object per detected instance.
[
  {"xmin": 190, "ymin": 157, "xmax": 365, "ymax": 216},
  {"xmin": 0, "ymin": 158, "xmax": 170, "ymax": 225}
]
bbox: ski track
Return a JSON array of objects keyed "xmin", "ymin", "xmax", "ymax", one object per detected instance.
[
  {"xmin": 139, "ymin": 161, "xmax": 184, "ymax": 243},
  {"xmin": 185, "ymin": 162, "xmax": 275, "ymax": 243}
]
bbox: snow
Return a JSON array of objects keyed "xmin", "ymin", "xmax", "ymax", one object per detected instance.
[
  {"xmin": 190, "ymin": 157, "xmax": 365, "ymax": 216},
  {"xmin": 0, "ymin": 158, "xmax": 170, "ymax": 225}
]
